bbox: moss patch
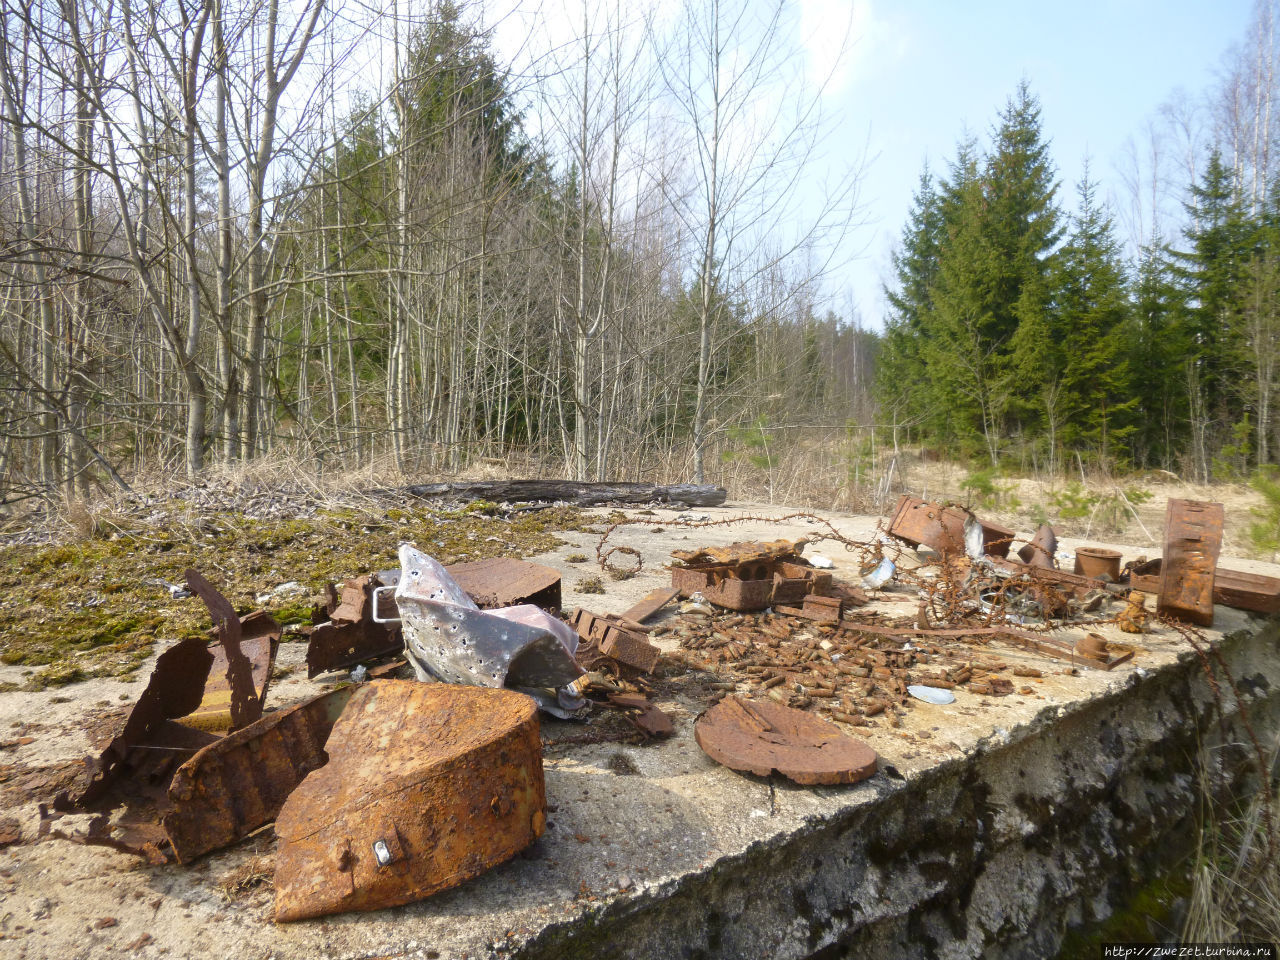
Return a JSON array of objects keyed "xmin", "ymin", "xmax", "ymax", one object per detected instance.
[{"xmin": 0, "ymin": 502, "xmax": 588, "ymax": 687}]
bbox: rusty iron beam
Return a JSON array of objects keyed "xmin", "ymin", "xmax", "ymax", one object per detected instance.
[
  {"xmin": 1157, "ymin": 499, "xmax": 1224, "ymax": 626},
  {"xmin": 1131, "ymin": 558, "xmax": 1279, "ymax": 615},
  {"xmin": 273, "ymin": 681, "xmax": 546, "ymax": 921},
  {"xmin": 163, "ymin": 686, "xmax": 356, "ymax": 864},
  {"xmin": 620, "ymin": 587, "xmax": 681, "ymax": 624}
]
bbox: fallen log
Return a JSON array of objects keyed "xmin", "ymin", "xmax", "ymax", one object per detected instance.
[{"xmin": 396, "ymin": 480, "xmax": 727, "ymax": 507}]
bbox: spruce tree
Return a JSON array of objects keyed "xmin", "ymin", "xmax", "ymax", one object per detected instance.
[{"xmin": 1048, "ymin": 167, "xmax": 1135, "ymax": 467}]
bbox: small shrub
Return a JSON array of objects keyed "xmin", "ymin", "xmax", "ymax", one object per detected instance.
[
  {"xmin": 576, "ymin": 576, "xmax": 605, "ymax": 594},
  {"xmin": 565, "ymin": 553, "xmax": 589, "ymax": 563},
  {"xmin": 962, "ymin": 468, "xmax": 1019, "ymax": 510},
  {"xmin": 1248, "ymin": 466, "xmax": 1280, "ymax": 559}
]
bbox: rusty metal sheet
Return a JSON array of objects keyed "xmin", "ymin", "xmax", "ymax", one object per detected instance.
[
  {"xmin": 1158, "ymin": 499, "xmax": 1224, "ymax": 626},
  {"xmin": 1018, "ymin": 523, "xmax": 1058, "ymax": 568},
  {"xmin": 273, "ymin": 681, "xmax": 545, "ymax": 922},
  {"xmin": 307, "ymin": 575, "xmax": 402, "ymax": 678},
  {"xmin": 57, "ymin": 637, "xmax": 215, "ymax": 810},
  {"xmin": 185, "ymin": 569, "xmax": 263, "ymax": 730},
  {"xmin": 979, "ymin": 519, "xmax": 1017, "ymax": 558},
  {"xmin": 183, "ymin": 610, "xmax": 280, "ymax": 733},
  {"xmin": 620, "ymin": 587, "xmax": 681, "ymax": 624},
  {"xmin": 163, "ymin": 686, "xmax": 356, "ymax": 863},
  {"xmin": 695, "ymin": 697, "xmax": 878, "ymax": 785},
  {"xmin": 396, "ymin": 546, "xmax": 582, "ymax": 689},
  {"xmin": 607, "ymin": 693, "xmax": 675, "ymax": 737},
  {"xmin": 599, "ymin": 625, "xmax": 661, "ymax": 674},
  {"xmin": 886, "ymin": 495, "xmax": 966, "ymax": 556},
  {"xmin": 446, "ymin": 558, "xmax": 562, "ymax": 611},
  {"xmin": 671, "ymin": 539, "xmax": 806, "ymax": 569}
]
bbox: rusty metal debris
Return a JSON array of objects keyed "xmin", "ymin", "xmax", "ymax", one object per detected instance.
[
  {"xmin": 163, "ymin": 687, "xmax": 356, "ymax": 863},
  {"xmin": 887, "ymin": 495, "xmax": 1013, "ymax": 558},
  {"xmin": 620, "ymin": 586, "xmax": 681, "ymax": 624},
  {"xmin": 185, "ymin": 610, "xmax": 280, "ymax": 733},
  {"xmin": 306, "ymin": 574, "xmax": 402, "ymax": 678},
  {"xmin": 606, "ymin": 693, "xmax": 675, "ymax": 737},
  {"xmin": 1130, "ymin": 558, "xmax": 1280, "ymax": 615},
  {"xmin": 185, "ymin": 569, "xmax": 274, "ymax": 731},
  {"xmin": 569, "ymin": 608, "xmax": 662, "ymax": 675},
  {"xmin": 446, "ymin": 558, "xmax": 562, "ymax": 611},
  {"xmin": 1073, "ymin": 547, "xmax": 1122, "ymax": 581},
  {"xmin": 395, "ymin": 545, "xmax": 583, "ymax": 692},
  {"xmin": 694, "ymin": 697, "xmax": 878, "ymax": 785},
  {"xmin": 57, "ymin": 637, "xmax": 215, "ymax": 811},
  {"xmin": 1018, "ymin": 523, "xmax": 1058, "ymax": 568},
  {"xmin": 273, "ymin": 681, "xmax": 546, "ymax": 922},
  {"xmin": 1158, "ymin": 499, "xmax": 1225, "ymax": 626},
  {"xmin": 670, "ymin": 539, "xmax": 839, "ymax": 612}
]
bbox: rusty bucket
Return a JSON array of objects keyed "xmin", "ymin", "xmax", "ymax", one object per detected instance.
[
  {"xmin": 273, "ymin": 681, "xmax": 545, "ymax": 921},
  {"xmin": 1073, "ymin": 547, "xmax": 1122, "ymax": 581}
]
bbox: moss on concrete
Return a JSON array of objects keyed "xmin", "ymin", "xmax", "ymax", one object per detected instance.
[{"xmin": 0, "ymin": 502, "xmax": 587, "ymax": 688}]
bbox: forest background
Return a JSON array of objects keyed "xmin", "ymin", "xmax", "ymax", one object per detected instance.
[{"xmin": 2, "ymin": 0, "xmax": 1280, "ymax": 548}]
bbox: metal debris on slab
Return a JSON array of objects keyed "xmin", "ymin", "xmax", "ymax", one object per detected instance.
[
  {"xmin": 606, "ymin": 693, "xmax": 675, "ymax": 737},
  {"xmin": 694, "ymin": 697, "xmax": 879, "ymax": 786},
  {"xmin": 908, "ymin": 685, "xmax": 956, "ymax": 705},
  {"xmin": 163, "ymin": 686, "xmax": 357, "ymax": 864},
  {"xmin": 183, "ymin": 610, "xmax": 280, "ymax": 733},
  {"xmin": 56, "ymin": 637, "xmax": 215, "ymax": 811},
  {"xmin": 445, "ymin": 558, "xmax": 562, "ymax": 611},
  {"xmin": 619, "ymin": 586, "xmax": 682, "ymax": 624},
  {"xmin": 273, "ymin": 681, "xmax": 546, "ymax": 922},
  {"xmin": 306, "ymin": 574, "xmax": 402, "ymax": 678},
  {"xmin": 1130, "ymin": 558, "xmax": 1280, "ymax": 615},
  {"xmin": 1158, "ymin": 499, "xmax": 1225, "ymax": 626},
  {"xmin": 184, "ymin": 569, "xmax": 273, "ymax": 730},
  {"xmin": 1018, "ymin": 523, "xmax": 1058, "ymax": 569},
  {"xmin": 394, "ymin": 544, "xmax": 583, "ymax": 697}
]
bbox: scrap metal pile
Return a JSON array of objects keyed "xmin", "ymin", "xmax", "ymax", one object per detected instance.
[{"xmin": 33, "ymin": 493, "xmax": 1280, "ymax": 924}]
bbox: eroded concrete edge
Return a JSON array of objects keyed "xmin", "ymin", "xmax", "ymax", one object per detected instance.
[{"xmin": 509, "ymin": 616, "xmax": 1280, "ymax": 960}]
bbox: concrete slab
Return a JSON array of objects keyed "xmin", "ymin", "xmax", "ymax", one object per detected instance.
[{"xmin": 1, "ymin": 505, "xmax": 1278, "ymax": 959}]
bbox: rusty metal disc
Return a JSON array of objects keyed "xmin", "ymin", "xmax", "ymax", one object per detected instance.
[{"xmin": 694, "ymin": 698, "xmax": 878, "ymax": 786}]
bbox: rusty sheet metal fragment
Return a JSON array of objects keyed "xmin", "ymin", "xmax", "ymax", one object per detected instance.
[
  {"xmin": 396, "ymin": 545, "xmax": 583, "ymax": 690},
  {"xmin": 273, "ymin": 681, "xmax": 545, "ymax": 922},
  {"xmin": 163, "ymin": 686, "xmax": 356, "ymax": 863},
  {"xmin": 695, "ymin": 697, "xmax": 878, "ymax": 786},
  {"xmin": 671, "ymin": 539, "xmax": 806, "ymax": 568},
  {"xmin": 887, "ymin": 496, "xmax": 966, "ymax": 556},
  {"xmin": 1018, "ymin": 523, "xmax": 1058, "ymax": 569},
  {"xmin": 1130, "ymin": 558, "xmax": 1280, "ymax": 615},
  {"xmin": 184, "ymin": 569, "xmax": 266, "ymax": 730},
  {"xmin": 607, "ymin": 693, "xmax": 675, "ymax": 737},
  {"xmin": 620, "ymin": 587, "xmax": 681, "ymax": 624},
  {"xmin": 183, "ymin": 610, "xmax": 280, "ymax": 733},
  {"xmin": 1158, "ymin": 499, "xmax": 1224, "ymax": 626},
  {"xmin": 57, "ymin": 638, "xmax": 215, "ymax": 810},
  {"xmin": 307, "ymin": 574, "xmax": 402, "ymax": 678},
  {"xmin": 446, "ymin": 558, "xmax": 562, "ymax": 611}
]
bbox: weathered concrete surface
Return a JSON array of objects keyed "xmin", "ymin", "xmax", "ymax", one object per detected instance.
[{"xmin": 1, "ymin": 506, "xmax": 1278, "ymax": 960}]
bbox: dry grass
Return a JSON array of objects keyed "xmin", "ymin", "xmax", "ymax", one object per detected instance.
[{"xmin": 1182, "ymin": 742, "xmax": 1280, "ymax": 944}]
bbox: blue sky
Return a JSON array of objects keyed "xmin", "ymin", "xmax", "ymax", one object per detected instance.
[{"xmin": 830, "ymin": 0, "xmax": 1256, "ymax": 328}]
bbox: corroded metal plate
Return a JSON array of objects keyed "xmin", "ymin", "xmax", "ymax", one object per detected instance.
[
  {"xmin": 1157, "ymin": 499, "xmax": 1224, "ymax": 627},
  {"xmin": 694, "ymin": 698, "xmax": 878, "ymax": 786},
  {"xmin": 273, "ymin": 681, "xmax": 545, "ymax": 921}
]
